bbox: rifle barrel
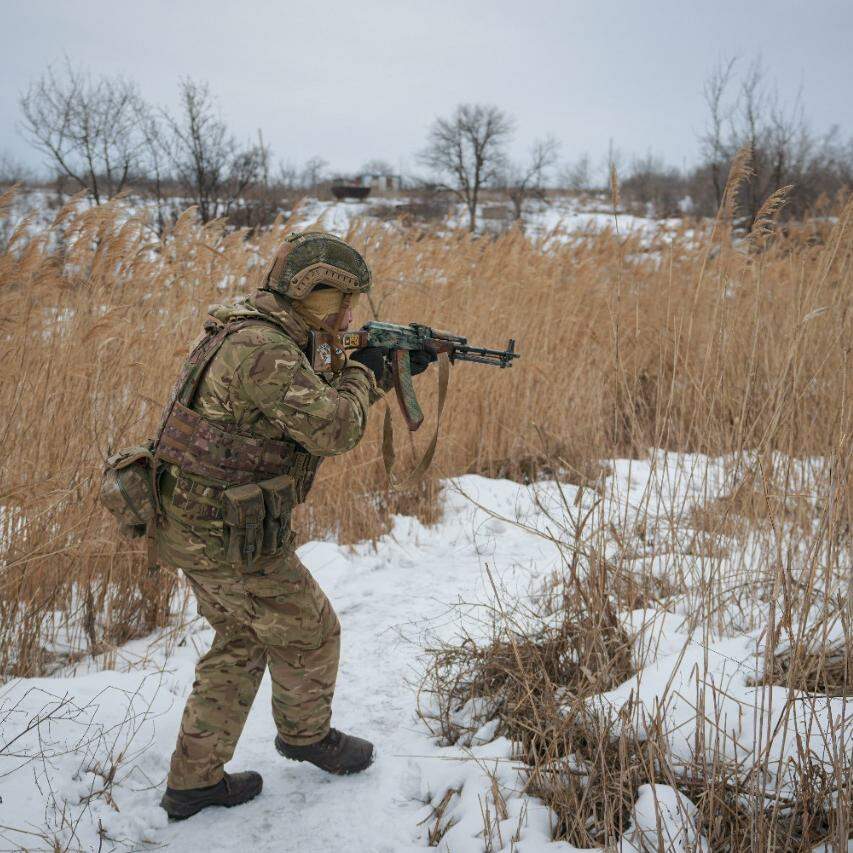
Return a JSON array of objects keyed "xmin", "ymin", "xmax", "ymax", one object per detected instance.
[
  {"xmin": 452, "ymin": 353, "xmax": 505, "ymax": 366},
  {"xmin": 453, "ymin": 344, "xmax": 519, "ymax": 367}
]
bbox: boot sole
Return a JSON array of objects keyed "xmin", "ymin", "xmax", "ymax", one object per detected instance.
[
  {"xmin": 281, "ymin": 753, "xmax": 374, "ymax": 775},
  {"xmin": 162, "ymin": 786, "xmax": 262, "ymax": 820}
]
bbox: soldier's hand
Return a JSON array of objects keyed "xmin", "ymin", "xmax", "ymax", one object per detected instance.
[
  {"xmin": 410, "ymin": 348, "xmax": 437, "ymax": 376},
  {"xmin": 350, "ymin": 346, "xmax": 389, "ymax": 383}
]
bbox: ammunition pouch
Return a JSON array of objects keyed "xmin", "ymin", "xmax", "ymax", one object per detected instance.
[
  {"xmin": 222, "ymin": 475, "xmax": 297, "ymax": 570},
  {"xmin": 100, "ymin": 443, "xmax": 159, "ymax": 539},
  {"xmin": 258, "ymin": 474, "xmax": 297, "ymax": 555},
  {"xmin": 222, "ymin": 483, "xmax": 265, "ymax": 572}
]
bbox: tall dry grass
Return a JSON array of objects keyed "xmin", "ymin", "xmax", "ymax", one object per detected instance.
[
  {"xmin": 412, "ymin": 167, "xmax": 850, "ymax": 852},
  {"xmin": 0, "ymin": 176, "xmax": 850, "ymax": 678}
]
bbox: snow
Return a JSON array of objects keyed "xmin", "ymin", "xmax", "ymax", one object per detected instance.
[
  {"xmin": 2, "ymin": 187, "xmax": 696, "ymax": 263},
  {"xmin": 0, "ymin": 476, "xmax": 560, "ymax": 852},
  {"xmin": 589, "ymin": 627, "xmax": 850, "ymax": 791},
  {"xmin": 292, "ymin": 193, "xmax": 692, "ymax": 249},
  {"xmin": 618, "ymin": 785, "xmax": 708, "ymax": 853},
  {"xmin": 0, "ymin": 458, "xmax": 848, "ymax": 852},
  {"xmin": 291, "ymin": 196, "xmax": 406, "ymax": 235}
]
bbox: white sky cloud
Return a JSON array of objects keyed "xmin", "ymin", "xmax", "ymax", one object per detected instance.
[{"xmin": 2, "ymin": 0, "xmax": 851, "ymax": 178}]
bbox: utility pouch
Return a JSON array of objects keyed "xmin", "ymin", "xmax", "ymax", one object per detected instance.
[
  {"xmin": 258, "ymin": 474, "xmax": 297, "ymax": 555},
  {"xmin": 222, "ymin": 483, "xmax": 265, "ymax": 572},
  {"xmin": 100, "ymin": 443, "xmax": 158, "ymax": 539}
]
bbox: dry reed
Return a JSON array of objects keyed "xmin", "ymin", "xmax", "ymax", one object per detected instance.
[
  {"xmin": 0, "ymin": 178, "xmax": 850, "ymax": 687},
  {"xmin": 412, "ymin": 161, "xmax": 848, "ymax": 850}
]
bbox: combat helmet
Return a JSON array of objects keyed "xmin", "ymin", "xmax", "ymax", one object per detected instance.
[{"xmin": 260, "ymin": 231, "xmax": 372, "ymax": 299}]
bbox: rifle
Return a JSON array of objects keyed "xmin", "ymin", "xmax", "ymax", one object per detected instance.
[{"xmin": 308, "ymin": 321, "xmax": 519, "ymax": 431}]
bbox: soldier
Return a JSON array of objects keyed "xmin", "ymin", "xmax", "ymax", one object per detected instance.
[{"xmin": 156, "ymin": 232, "xmax": 435, "ymax": 819}]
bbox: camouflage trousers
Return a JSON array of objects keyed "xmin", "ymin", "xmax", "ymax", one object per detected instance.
[{"xmin": 156, "ymin": 497, "xmax": 340, "ymax": 791}]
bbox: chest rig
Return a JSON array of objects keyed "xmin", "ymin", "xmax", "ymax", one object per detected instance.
[{"xmin": 154, "ymin": 318, "xmax": 322, "ymax": 503}]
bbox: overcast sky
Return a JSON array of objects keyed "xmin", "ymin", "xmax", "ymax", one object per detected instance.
[{"xmin": 2, "ymin": 0, "xmax": 852, "ymax": 180}]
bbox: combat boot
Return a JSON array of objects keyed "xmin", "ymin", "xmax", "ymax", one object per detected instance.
[
  {"xmin": 160, "ymin": 771, "xmax": 263, "ymax": 820},
  {"xmin": 275, "ymin": 728, "xmax": 374, "ymax": 775}
]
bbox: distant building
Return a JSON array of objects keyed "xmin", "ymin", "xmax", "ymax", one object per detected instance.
[{"xmin": 360, "ymin": 173, "xmax": 401, "ymax": 193}]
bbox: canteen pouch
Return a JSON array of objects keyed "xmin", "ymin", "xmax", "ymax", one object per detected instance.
[
  {"xmin": 100, "ymin": 443, "xmax": 158, "ymax": 539},
  {"xmin": 222, "ymin": 483, "xmax": 265, "ymax": 571},
  {"xmin": 258, "ymin": 474, "xmax": 297, "ymax": 555}
]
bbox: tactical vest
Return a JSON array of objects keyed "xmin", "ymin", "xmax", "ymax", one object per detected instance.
[{"xmin": 154, "ymin": 318, "xmax": 322, "ymax": 503}]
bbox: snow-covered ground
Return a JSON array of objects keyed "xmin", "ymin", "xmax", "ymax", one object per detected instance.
[
  {"xmin": 2, "ymin": 186, "xmax": 691, "ymax": 251},
  {"xmin": 0, "ymin": 458, "xmax": 849, "ymax": 852},
  {"xmin": 0, "ymin": 476, "xmax": 560, "ymax": 851},
  {"xmin": 292, "ymin": 194, "xmax": 691, "ymax": 248}
]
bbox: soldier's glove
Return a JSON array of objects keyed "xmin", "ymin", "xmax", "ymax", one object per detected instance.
[
  {"xmin": 410, "ymin": 348, "xmax": 438, "ymax": 376},
  {"xmin": 350, "ymin": 346, "xmax": 389, "ymax": 383}
]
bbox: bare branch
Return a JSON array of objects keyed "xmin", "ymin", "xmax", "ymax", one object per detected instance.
[
  {"xmin": 161, "ymin": 78, "xmax": 264, "ymax": 222},
  {"xmin": 419, "ymin": 103, "xmax": 514, "ymax": 231},
  {"xmin": 502, "ymin": 136, "xmax": 561, "ymax": 222},
  {"xmin": 19, "ymin": 62, "xmax": 146, "ymax": 203}
]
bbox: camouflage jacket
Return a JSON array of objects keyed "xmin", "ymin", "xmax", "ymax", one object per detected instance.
[{"xmin": 188, "ymin": 289, "xmax": 386, "ymax": 456}]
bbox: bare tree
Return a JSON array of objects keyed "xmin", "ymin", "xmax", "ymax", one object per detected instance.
[
  {"xmin": 622, "ymin": 153, "xmax": 687, "ymax": 217},
  {"xmin": 701, "ymin": 57, "xmax": 737, "ymax": 208},
  {"xmin": 560, "ymin": 153, "xmax": 593, "ymax": 192},
  {"xmin": 502, "ymin": 136, "xmax": 560, "ymax": 221},
  {"xmin": 162, "ymin": 78, "xmax": 265, "ymax": 222},
  {"xmin": 803, "ymin": 127, "xmax": 853, "ymax": 200},
  {"xmin": 19, "ymin": 62, "xmax": 146, "ymax": 203},
  {"xmin": 277, "ymin": 161, "xmax": 299, "ymax": 191},
  {"xmin": 749, "ymin": 69, "xmax": 811, "ymax": 216},
  {"xmin": 419, "ymin": 103, "xmax": 514, "ymax": 232},
  {"xmin": 301, "ymin": 156, "xmax": 328, "ymax": 192},
  {"xmin": 698, "ymin": 58, "xmax": 821, "ymax": 224},
  {"xmin": 132, "ymin": 100, "xmax": 171, "ymax": 233},
  {"xmin": 361, "ymin": 158, "xmax": 394, "ymax": 175}
]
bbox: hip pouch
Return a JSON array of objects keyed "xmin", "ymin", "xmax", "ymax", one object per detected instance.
[
  {"xmin": 222, "ymin": 483, "xmax": 265, "ymax": 572},
  {"xmin": 100, "ymin": 443, "xmax": 158, "ymax": 539},
  {"xmin": 258, "ymin": 474, "xmax": 297, "ymax": 555}
]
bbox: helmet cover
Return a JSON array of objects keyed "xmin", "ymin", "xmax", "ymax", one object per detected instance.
[{"xmin": 260, "ymin": 231, "xmax": 372, "ymax": 299}]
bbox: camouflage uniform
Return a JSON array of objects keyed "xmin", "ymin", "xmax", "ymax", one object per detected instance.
[{"xmin": 157, "ymin": 286, "xmax": 385, "ymax": 791}]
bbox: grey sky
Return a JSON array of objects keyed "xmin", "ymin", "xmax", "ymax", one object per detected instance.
[{"xmin": 2, "ymin": 0, "xmax": 851, "ymax": 179}]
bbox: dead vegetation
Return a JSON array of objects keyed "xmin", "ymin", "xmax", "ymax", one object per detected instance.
[
  {"xmin": 0, "ymin": 149, "xmax": 850, "ymax": 850},
  {"xmin": 412, "ymin": 155, "xmax": 850, "ymax": 846},
  {"xmin": 0, "ymin": 160, "xmax": 850, "ymax": 688},
  {"xmin": 419, "ymin": 451, "xmax": 850, "ymax": 850}
]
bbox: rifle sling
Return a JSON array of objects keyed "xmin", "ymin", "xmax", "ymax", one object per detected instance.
[{"xmin": 381, "ymin": 351, "xmax": 450, "ymax": 487}]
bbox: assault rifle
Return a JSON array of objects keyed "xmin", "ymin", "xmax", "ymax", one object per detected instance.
[{"xmin": 309, "ymin": 321, "xmax": 519, "ymax": 431}]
